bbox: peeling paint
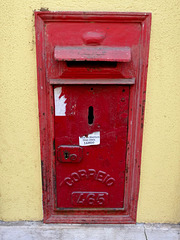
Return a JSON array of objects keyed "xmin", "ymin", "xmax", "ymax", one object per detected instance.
[{"xmin": 54, "ymin": 87, "xmax": 67, "ymax": 116}]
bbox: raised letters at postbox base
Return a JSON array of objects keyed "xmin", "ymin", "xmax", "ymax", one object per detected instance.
[
  {"xmin": 61, "ymin": 169, "xmax": 115, "ymax": 187},
  {"xmin": 71, "ymin": 192, "xmax": 109, "ymax": 206}
]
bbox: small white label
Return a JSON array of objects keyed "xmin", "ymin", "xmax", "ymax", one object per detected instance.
[{"xmin": 79, "ymin": 131, "xmax": 100, "ymax": 146}]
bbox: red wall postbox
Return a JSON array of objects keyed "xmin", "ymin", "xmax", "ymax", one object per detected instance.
[{"xmin": 35, "ymin": 12, "xmax": 151, "ymax": 223}]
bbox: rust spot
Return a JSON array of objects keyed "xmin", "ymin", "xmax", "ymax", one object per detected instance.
[
  {"xmin": 141, "ymin": 123, "xmax": 143, "ymax": 129},
  {"xmin": 40, "ymin": 7, "xmax": 49, "ymax": 11},
  {"xmin": 41, "ymin": 161, "xmax": 45, "ymax": 189},
  {"xmin": 53, "ymin": 139, "xmax": 55, "ymax": 153},
  {"xmin": 51, "ymin": 106, "xmax": 54, "ymax": 114},
  {"xmin": 141, "ymin": 105, "xmax": 145, "ymax": 116},
  {"xmin": 53, "ymin": 170, "xmax": 57, "ymax": 192}
]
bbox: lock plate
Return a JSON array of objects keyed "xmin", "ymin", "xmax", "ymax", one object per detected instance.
[{"xmin": 57, "ymin": 145, "xmax": 83, "ymax": 163}]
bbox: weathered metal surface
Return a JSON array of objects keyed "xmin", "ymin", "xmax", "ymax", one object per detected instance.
[
  {"xmin": 54, "ymin": 46, "xmax": 131, "ymax": 62},
  {"xmin": 82, "ymin": 31, "xmax": 106, "ymax": 45},
  {"xmin": 55, "ymin": 85, "xmax": 129, "ymax": 209},
  {"xmin": 35, "ymin": 11, "xmax": 151, "ymax": 224},
  {"xmin": 57, "ymin": 145, "xmax": 83, "ymax": 163},
  {"xmin": 49, "ymin": 78, "xmax": 135, "ymax": 85},
  {"xmin": 71, "ymin": 192, "xmax": 109, "ymax": 207}
]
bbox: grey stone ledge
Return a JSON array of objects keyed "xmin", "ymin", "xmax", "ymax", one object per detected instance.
[{"xmin": 0, "ymin": 221, "xmax": 179, "ymax": 240}]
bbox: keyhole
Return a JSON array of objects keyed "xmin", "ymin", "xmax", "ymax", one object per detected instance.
[
  {"xmin": 88, "ymin": 106, "xmax": 94, "ymax": 125},
  {"xmin": 64, "ymin": 151, "xmax": 69, "ymax": 159}
]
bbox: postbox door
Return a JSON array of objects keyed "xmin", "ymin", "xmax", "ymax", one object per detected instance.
[{"xmin": 54, "ymin": 84, "xmax": 129, "ymax": 209}]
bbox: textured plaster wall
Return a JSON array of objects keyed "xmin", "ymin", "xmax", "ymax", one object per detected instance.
[{"xmin": 0, "ymin": 0, "xmax": 180, "ymax": 223}]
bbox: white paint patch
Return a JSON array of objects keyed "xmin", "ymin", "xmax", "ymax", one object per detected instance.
[
  {"xmin": 79, "ymin": 131, "xmax": 100, "ymax": 146},
  {"xmin": 54, "ymin": 87, "xmax": 67, "ymax": 116}
]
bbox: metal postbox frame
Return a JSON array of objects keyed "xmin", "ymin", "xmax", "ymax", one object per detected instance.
[{"xmin": 35, "ymin": 11, "xmax": 151, "ymax": 223}]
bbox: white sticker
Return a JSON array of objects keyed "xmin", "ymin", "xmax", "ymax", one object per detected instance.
[
  {"xmin": 54, "ymin": 87, "xmax": 67, "ymax": 116},
  {"xmin": 79, "ymin": 131, "xmax": 100, "ymax": 146}
]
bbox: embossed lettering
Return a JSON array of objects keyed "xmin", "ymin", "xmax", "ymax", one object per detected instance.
[
  {"xmin": 71, "ymin": 172, "xmax": 80, "ymax": 182},
  {"xmin": 78, "ymin": 169, "xmax": 87, "ymax": 179},
  {"xmin": 62, "ymin": 169, "xmax": 115, "ymax": 187},
  {"xmin": 102, "ymin": 174, "xmax": 110, "ymax": 183},
  {"xmin": 106, "ymin": 177, "xmax": 115, "ymax": 186},
  {"xmin": 96, "ymin": 193, "xmax": 106, "ymax": 205},
  {"xmin": 96, "ymin": 170, "xmax": 106, "ymax": 182},
  {"xmin": 71, "ymin": 191, "xmax": 109, "ymax": 206},
  {"xmin": 87, "ymin": 193, "xmax": 95, "ymax": 205},
  {"xmin": 64, "ymin": 177, "xmax": 74, "ymax": 186},
  {"xmin": 77, "ymin": 193, "xmax": 85, "ymax": 204},
  {"xmin": 87, "ymin": 169, "xmax": 96, "ymax": 179}
]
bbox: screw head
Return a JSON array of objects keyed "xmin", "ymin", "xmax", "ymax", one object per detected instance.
[{"xmin": 70, "ymin": 154, "xmax": 77, "ymax": 161}]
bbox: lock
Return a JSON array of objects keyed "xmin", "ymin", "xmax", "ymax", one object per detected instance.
[
  {"xmin": 35, "ymin": 11, "xmax": 151, "ymax": 224},
  {"xmin": 57, "ymin": 145, "xmax": 83, "ymax": 163}
]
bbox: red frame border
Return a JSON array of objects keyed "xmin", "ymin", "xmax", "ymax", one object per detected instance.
[{"xmin": 35, "ymin": 11, "xmax": 151, "ymax": 224}]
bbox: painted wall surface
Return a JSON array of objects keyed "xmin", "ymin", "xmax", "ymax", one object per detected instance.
[{"xmin": 0, "ymin": 0, "xmax": 180, "ymax": 223}]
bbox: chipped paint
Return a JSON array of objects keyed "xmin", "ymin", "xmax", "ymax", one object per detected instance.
[{"xmin": 54, "ymin": 87, "xmax": 67, "ymax": 116}]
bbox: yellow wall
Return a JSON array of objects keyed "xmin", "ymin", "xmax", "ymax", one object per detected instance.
[{"xmin": 0, "ymin": 0, "xmax": 180, "ymax": 223}]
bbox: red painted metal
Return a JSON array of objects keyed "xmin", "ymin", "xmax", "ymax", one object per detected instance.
[
  {"xmin": 54, "ymin": 46, "xmax": 131, "ymax": 62},
  {"xmin": 35, "ymin": 11, "xmax": 151, "ymax": 224},
  {"xmin": 82, "ymin": 31, "xmax": 106, "ymax": 45},
  {"xmin": 55, "ymin": 85, "xmax": 129, "ymax": 209},
  {"xmin": 57, "ymin": 145, "xmax": 83, "ymax": 163}
]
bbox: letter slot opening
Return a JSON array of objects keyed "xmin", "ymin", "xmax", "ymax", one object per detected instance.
[
  {"xmin": 88, "ymin": 106, "xmax": 94, "ymax": 125},
  {"xmin": 66, "ymin": 61, "xmax": 117, "ymax": 68}
]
